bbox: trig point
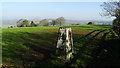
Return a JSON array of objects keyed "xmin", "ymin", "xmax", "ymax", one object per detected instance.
[{"xmin": 56, "ymin": 27, "xmax": 73, "ymax": 61}]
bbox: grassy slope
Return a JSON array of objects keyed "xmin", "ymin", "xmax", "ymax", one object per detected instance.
[
  {"xmin": 2, "ymin": 25, "xmax": 114, "ymax": 67},
  {"xmin": 2, "ymin": 27, "xmax": 59, "ymax": 66}
]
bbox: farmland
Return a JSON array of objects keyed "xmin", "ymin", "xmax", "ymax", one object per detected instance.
[{"xmin": 2, "ymin": 25, "xmax": 120, "ymax": 68}]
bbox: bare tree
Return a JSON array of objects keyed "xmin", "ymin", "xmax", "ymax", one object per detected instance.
[
  {"xmin": 101, "ymin": 0, "xmax": 120, "ymax": 18},
  {"xmin": 101, "ymin": 0, "xmax": 120, "ymax": 35}
]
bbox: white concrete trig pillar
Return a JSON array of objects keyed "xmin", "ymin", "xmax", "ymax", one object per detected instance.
[{"xmin": 56, "ymin": 27, "xmax": 73, "ymax": 61}]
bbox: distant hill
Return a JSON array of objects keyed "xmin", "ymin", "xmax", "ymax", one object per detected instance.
[
  {"xmin": 93, "ymin": 21, "xmax": 112, "ymax": 25},
  {"xmin": 65, "ymin": 20, "xmax": 88, "ymax": 25},
  {"xmin": 2, "ymin": 19, "xmax": 17, "ymax": 25},
  {"xmin": 65, "ymin": 19, "xmax": 112, "ymax": 25},
  {"xmin": 2, "ymin": 19, "xmax": 112, "ymax": 26}
]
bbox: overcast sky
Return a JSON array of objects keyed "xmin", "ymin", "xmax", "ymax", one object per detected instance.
[{"xmin": 2, "ymin": 2, "xmax": 114, "ymax": 21}]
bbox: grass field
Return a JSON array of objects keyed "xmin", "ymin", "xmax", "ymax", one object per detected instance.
[{"xmin": 2, "ymin": 25, "xmax": 120, "ymax": 67}]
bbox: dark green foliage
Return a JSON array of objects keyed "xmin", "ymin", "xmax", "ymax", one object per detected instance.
[
  {"xmin": 22, "ymin": 19, "xmax": 29, "ymax": 27},
  {"xmin": 51, "ymin": 20, "xmax": 56, "ymax": 26},
  {"xmin": 39, "ymin": 19, "xmax": 49, "ymax": 26},
  {"xmin": 113, "ymin": 18, "xmax": 120, "ymax": 35},
  {"xmin": 10, "ymin": 26, "xmax": 13, "ymax": 28},
  {"xmin": 30, "ymin": 21, "xmax": 38, "ymax": 27},
  {"xmin": 17, "ymin": 19, "xmax": 30, "ymax": 27},
  {"xmin": 55, "ymin": 17, "xmax": 65, "ymax": 26},
  {"xmin": 87, "ymin": 22, "xmax": 95, "ymax": 25}
]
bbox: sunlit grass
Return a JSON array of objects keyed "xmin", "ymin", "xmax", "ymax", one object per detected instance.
[{"xmin": 2, "ymin": 25, "xmax": 113, "ymax": 67}]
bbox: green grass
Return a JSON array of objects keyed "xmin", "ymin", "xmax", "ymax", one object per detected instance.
[
  {"xmin": 3, "ymin": 25, "xmax": 118, "ymax": 67},
  {"xmin": 63, "ymin": 25, "xmax": 112, "ymax": 30}
]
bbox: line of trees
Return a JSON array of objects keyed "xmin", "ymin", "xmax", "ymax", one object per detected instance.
[{"xmin": 17, "ymin": 17, "xmax": 65, "ymax": 27}]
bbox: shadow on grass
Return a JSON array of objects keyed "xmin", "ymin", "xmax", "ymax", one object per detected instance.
[
  {"xmin": 2, "ymin": 31, "xmax": 58, "ymax": 67},
  {"xmin": 68, "ymin": 30, "xmax": 120, "ymax": 68},
  {"xmin": 21, "ymin": 32, "xmax": 57, "ymax": 60},
  {"xmin": 87, "ymin": 39, "xmax": 120, "ymax": 68},
  {"xmin": 3, "ymin": 29, "xmax": 120, "ymax": 68}
]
